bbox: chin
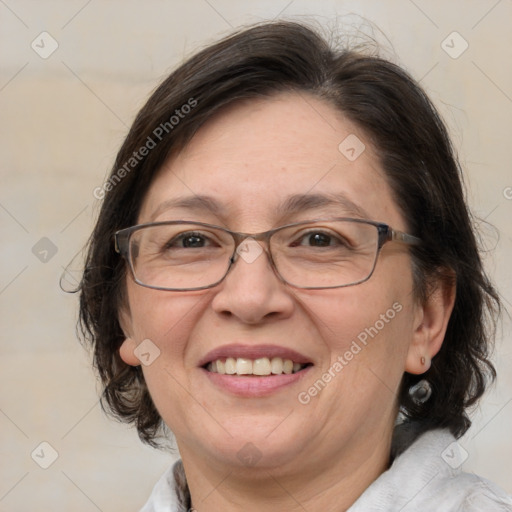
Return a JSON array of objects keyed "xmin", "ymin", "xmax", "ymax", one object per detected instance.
[{"xmin": 181, "ymin": 417, "xmax": 308, "ymax": 472}]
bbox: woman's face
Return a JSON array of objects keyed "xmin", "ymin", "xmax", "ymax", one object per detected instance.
[{"xmin": 120, "ymin": 93, "xmax": 425, "ymax": 476}]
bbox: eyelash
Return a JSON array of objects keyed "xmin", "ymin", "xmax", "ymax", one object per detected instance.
[{"xmin": 164, "ymin": 229, "xmax": 350, "ymax": 250}]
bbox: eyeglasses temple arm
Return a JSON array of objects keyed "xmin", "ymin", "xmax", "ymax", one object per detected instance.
[
  {"xmin": 390, "ymin": 229, "xmax": 421, "ymax": 245},
  {"xmin": 114, "ymin": 231, "xmax": 129, "ymax": 255}
]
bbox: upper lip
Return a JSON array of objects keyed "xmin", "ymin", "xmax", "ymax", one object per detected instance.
[{"xmin": 198, "ymin": 344, "xmax": 313, "ymax": 367}]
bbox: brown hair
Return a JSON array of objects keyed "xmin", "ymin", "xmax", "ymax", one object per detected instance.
[{"xmin": 76, "ymin": 21, "xmax": 500, "ymax": 446}]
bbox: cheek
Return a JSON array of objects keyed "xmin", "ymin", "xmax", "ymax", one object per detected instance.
[
  {"xmin": 303, "ymin": 292, "xmax": 400, "ymax": 343},
  {"xmin": 126, "ymin": 284, "xmax": 211, "ymax": 362},
  {"xmin": 126, "ymin": 288, "xmax": 213, "ymax": 431},
  {"xmin": 301, "ymin": 274, "xmax": 414, "ymax": 374},
  {"xmin": 304, "ymin": 293, "xmax": 413, "ymax": 418}
]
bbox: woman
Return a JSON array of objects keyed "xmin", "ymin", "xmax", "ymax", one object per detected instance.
[{"xmin": 78, "ymin": 21, "xmax": 512, "ymax": 511}]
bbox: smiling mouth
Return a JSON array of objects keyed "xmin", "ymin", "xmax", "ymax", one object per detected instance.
[{"xmin": 204, "ymin": 357, "xmax": 312, "ymax": 376}]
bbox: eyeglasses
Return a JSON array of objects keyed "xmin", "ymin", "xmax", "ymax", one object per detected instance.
[{"xmin": 114, "ymin": 218, "xmax": 420, "ymax": 291}]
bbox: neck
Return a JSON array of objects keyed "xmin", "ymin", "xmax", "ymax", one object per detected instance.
[{"xmin": 179, "ymin": 424, "xmax": 393, "ymax": 512}]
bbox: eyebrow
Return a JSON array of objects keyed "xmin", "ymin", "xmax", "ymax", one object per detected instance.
[{"xmin": 150, "ymin": 192, "xmax": 370, "ymax": 222}]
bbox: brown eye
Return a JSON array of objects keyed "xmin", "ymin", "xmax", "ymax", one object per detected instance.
[
  {"xmin": 291, "ymin": 230, "xmax": 349, "ymax": 248},
  {"xmin": 304, "ymin": 232, "xmax": 333, "ymax": 247},
  {"xmin": 165, "ymin": 231, "xmax": 218, "ymax": 250}
]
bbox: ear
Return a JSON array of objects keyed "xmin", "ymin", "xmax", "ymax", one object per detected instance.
[
  {"xmin": 118, "ymin": 306, "xmax": 141, "ymax": 367},
  {"xmin": 405, "ymin": 273, "xmax": 456, "ymax": 375},
  {"xmin": 119, "ymin": 337, "xmax": 141, "ymax": 366}
]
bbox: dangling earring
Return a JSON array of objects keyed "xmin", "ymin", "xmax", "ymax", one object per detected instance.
[{"xmin": 409, "ymin": 379, "xmax": 432, "ymax": 404}]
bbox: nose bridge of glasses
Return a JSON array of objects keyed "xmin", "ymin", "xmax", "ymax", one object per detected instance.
[{"xmin": 229, "ymin": 229, "xmax": 273, "ymax": 265}]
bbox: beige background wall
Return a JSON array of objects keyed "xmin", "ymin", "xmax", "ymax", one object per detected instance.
[{"xmin": 1, "ymin": 1, "xmax": 511, "ymax": 510}]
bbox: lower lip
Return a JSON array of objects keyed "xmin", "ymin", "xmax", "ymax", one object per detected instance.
[{"xmin": 201, "ymin": 367, "xmax": 312, "ymax": 397}]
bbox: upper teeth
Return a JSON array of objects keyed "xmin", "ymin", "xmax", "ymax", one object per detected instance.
[{"xmin": 207, "ymin": 357, "xmax": 305, "ymax": 376}]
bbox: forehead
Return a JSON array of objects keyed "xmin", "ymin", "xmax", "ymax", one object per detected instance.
[{"xmin": 138, "ymin": 93, "xmax": 403, "ymax": 230}]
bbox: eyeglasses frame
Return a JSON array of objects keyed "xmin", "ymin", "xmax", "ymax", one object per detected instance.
[{"xmin": 114, "ymin": 217, "xmax": 421, "ymax": 292}]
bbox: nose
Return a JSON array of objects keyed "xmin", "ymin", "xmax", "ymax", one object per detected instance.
[{"xmin": 210, "ymin": 238, "xmax": 295, "ymax": 324}]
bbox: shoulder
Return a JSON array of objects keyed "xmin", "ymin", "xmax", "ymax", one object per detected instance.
[
  {"xmin": 418, "ymin": 469, "xmax": 512, "ymax": 511},
  {"xmin": 349, "ymin": 428, "xmax": 512, "ymax": 511},
  {"xmin": 451, "ymin": 472, "xmax": 512, "ymax": 511}
]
